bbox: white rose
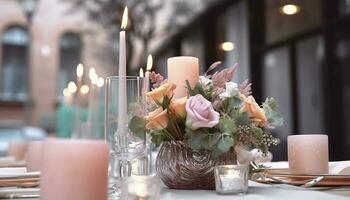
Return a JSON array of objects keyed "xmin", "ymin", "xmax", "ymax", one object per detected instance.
[
  {"xmin": 219, "ymin": 82, "xmax": 239, "ymax": 99},
  {"xmin": 199, "ymin": 76, "xmax": 212, "ymax": 87}
]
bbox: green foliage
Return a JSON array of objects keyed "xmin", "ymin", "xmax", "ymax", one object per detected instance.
[
  {"xmin": 262, "ymin": 98, "xmax": 284, "ymax": 127},
  {"xmin": 232, "ymin": 110, "xmax": 251, "ymax": 125},
  {"xmin": 128, "ymin": 116, "xmax": 146, "ymax": 139},
  {"xmin": 221, "ymin": 97, "xmax": 243, "ymax": 115},
  {"xmin": 187, "ymin": 131, "xmax": 207, "ymax": 150},
  {"xmin": 185, "ymin": 80, "xmax": 212, "ymax": 101},
  {"xmin": 185, "ymin": 123, "xmax": 235, "ymax": 158},
  {"xmin": 218, "ymin": 117, "xmax": 236, "ymax": 135},
  {"xmin": 161, "ymin": 95, "xmax": 172, "ymax": 109},
  {"xmin": 150, "ymin": 130, "xmax": 170, "ymax": 147},
  {"xmin": 217, "ymin": 136, "xmax": 234, "ymax": 153}
]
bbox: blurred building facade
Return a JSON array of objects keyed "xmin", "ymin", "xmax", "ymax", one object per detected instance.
[
  {"xmin": 1, "ymin": 0, "xmax": 350, "ymax": 160},
  {"xmin": 0, "ymin": 0, "xmax": 113, "ymax": 131},
  {"xmin": 153, "ymin": 0, "xmax": 350, "ymax": 160}
]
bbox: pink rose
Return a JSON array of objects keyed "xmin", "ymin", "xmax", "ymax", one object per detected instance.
[{"xmin": 185, "ymin": 94, "xmax": 220, "ymax": 130}]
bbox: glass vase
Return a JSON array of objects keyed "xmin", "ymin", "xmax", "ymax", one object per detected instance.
[
  {"xmin": 156, "ymin": 141, "xmax": 236, "ymax": 190},
  {"xmin": 105, "ymin": 76, "xmax": 147, "ymax": 198}
]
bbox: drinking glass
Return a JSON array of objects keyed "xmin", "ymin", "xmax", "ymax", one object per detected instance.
[{"xmin": 105, "ymin": 76, "xmax": 147, "ymax": 198}]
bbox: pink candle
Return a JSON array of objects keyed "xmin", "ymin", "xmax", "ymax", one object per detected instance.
[
  {"xmin": 40, "ymin": 139, "xmax": 109, "ymax": 200},
  {"xmin": 8, "ymin": 142, "xmax": 28, "ymax": 161},
  {"xmin": 288, "ymin": 134, "xmax": 329, "ymax": 174},
  {"xmin": 168, "ymin": 56, "xmax": 199, "ymax": 98},
  {"xmin": 26, "ymin": 141, "xmax": 43, "ymax": 172}
]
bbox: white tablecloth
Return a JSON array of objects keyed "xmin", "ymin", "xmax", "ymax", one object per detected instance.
[
  {"xmin": 161, "ymin": 182, "xmax": 350, "ymax": 200},
  {"xmin": 161, "ymin": 161, "xmax": 350, "ymax": 200}
]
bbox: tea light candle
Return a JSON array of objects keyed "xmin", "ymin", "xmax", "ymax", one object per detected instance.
[
  {"xmin": 288, "ymin": 134, "xmax": 329, "ymax": 174},
  {"xmin": 26, "ymin": 141, "xmax": 43, "ymax": 172},
  {"xmin": 7, "ymin": 142, "xmax": 28, "ymax": 161},
  {"xmin": 220, "ymin": 174, "xmax": 245, "ymax": 191},
  {"xmin": 40, "ymin": 139, "xmax": 109, "ymax": 200},
  {"xmin": 214, "ymin": 165, "xmax": 248, "ymax": 195},
  {"xmin": 168, "ymin": 56, "xmax": 199, "ymax": 98},
  {"xmin": 127, "ymin": 175, "xmax": 160, "ymax": 200}
]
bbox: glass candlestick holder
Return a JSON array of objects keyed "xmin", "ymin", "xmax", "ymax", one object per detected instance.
[{"xmin": 214, "ymin": 165, "xmax": 249, "ymax": 195}]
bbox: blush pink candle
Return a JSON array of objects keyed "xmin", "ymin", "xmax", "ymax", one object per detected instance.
[
  {"xmin": 40, "ymin": 139, "xmax": 109, "ymax": 200},
  {"xmin": 8, "ymin": 142, "xmax": 28, "ymax": 161},
  {"xmin": 288, "ymin": 134, "xmax": 329, "ymax": 174},
  {"xmin": 168, "ymin": 56, "xmax": 199, "ymax": 98},
  {"xmin": 26, "ymin": 141, "xmax": 43, "ymax": 172}
]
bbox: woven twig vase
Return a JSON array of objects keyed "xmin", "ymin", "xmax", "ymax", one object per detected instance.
[{"xmin": 156, "ymin": 141, "xmax": 236, "ymax": 190}]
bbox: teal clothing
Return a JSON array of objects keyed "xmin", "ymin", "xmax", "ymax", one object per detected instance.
[{"xmin": 56, "ymin": 105, "xmax": 88, "ymax": 138}]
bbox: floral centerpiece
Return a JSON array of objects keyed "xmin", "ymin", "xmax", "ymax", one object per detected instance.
[{"xmin": 130, "ymin": 62, "xmax": 283, "ymax": 190}]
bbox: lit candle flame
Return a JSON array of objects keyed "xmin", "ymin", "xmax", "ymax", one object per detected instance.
[
  {"xmin": 139, "ymin": 68, "xmax": 144, "ymax": 77},
  {"xmin": 97, "ymin": 77, "xmax": 104, "ymax": 88},
  {"xmin": 63, "ymin": 88, "xmax": 70, "ymax": 97},
  {"xmin": 76, "ymin": 63, "xmax": 84, "ymax": 78},
  {"xmin": 67, "ymin": 81, "xmax": 77, "ymax": 94},
  {"xmin": 146, "ymin": 54, "xmax": 153, "ymax": 71},
  {"xmin": 89, "ymin": 68, "xmax": 96, "ymax": 81},
  {"xmin": 80, "ymin": 84, "xmax": 89, "ymax": 95},
  {"xmin": 121, "ymin": 7, "xmax": 128, "ymax": 30},
  {"xmin": 89, "ymin": 68, "xmax": 99, "ymax": 85}
]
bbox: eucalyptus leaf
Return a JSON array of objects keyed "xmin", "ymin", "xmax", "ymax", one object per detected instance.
[
  {"xmin": 218, "ymin": 117, "xmax": 236, "ymax": 134},
  {"xmin": 209, "ymin": 133, "xmax": 221, "ymax": 147},
  {"xmin": 150, "ymin": 131, "xmax": 167, "ymax": 147},
  {"xmin": 217, "ymin": 136, "xmax": 234, "ymax": 153},
  {"xmin": 128, "ymin": 116, "xmax": 146, "ymax": 139},
  {"xmin": 187, "ymin": 133, "xmax": 207, "ymax": 150},
  {"xmin": 263, "ymin": 97, "xmax": 284, "ymax": 127},
  {"xmin": 236, "ymin": 112, "xmax": 251, "ymax": 125}
]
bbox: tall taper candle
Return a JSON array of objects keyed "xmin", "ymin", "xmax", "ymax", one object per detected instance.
[
  {"xmin": 117, "ymin": 7, "xmax": 128, "ymax": 136},
  {"xmin": 145, "ymin": 54, "xmax": 152, "ymax": 91}
]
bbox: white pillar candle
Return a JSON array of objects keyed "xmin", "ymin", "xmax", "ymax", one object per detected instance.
[
  {"xmin": 26, "ymin": 141, "xmax": 43, "ymax": 172},
  {"xmin": 40, "ymin": 139, "xmax": 109, "ymax": 200},
  {"xmin": 288, "ymin": 134, "xmax": 329, "ymax": 174},
  {"xmin": 168, "ymin": 56, "xmax": 199, "ymax": 98},
  {"xmin": 117, "ymin": 7, "xmax": 128, "ymax": 135}
]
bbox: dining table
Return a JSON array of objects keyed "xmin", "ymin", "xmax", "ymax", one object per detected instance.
[
  {"xmin": 2, "ymin": 183, "xmax": 349, "ymax": 200},
  {"xmin": 161, "ymin": 181, "xmax": 350, "ymax": 200},
  {"xmin": 1, "ymin": 161, "xmax": 350, "ymax": 200}
]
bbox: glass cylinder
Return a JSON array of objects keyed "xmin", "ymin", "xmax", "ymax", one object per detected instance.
[
  {"xmin": 214, "ymin": 165, "xmax": 249, "ymax": 195},
  {"xmin": 105, "ymin": 76, "xmax": 147, "ymax": 198}
]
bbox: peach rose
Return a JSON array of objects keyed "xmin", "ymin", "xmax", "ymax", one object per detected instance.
[
  {"xmin": 240, "ymin": 95, "xmax": 267, "ymax": 126},
  {"xmin": 145, "ymin": 108, "xmax": 168, "ymax": 130},
  {"xmin": 146, "ymin": 82, "xmax": 176, "ymax": 103},
  {"xmin": 170, "ymin": 97, "xmax": 187, "ymax": 118}
]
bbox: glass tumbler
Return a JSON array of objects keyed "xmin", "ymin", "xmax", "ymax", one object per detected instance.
[
  {"xmin": 105, "ymin": 76, "xmax": 147, "ymax": 198},
  {"xmin": 214, "ymin": 165, "xmax": 249, "ymax": 195}
]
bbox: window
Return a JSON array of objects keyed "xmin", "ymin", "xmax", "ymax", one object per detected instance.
[
  {"xmin": 0, "ymin": 26, "xmax": 29, "ymax": 101},
  {"xmin": 58, "ymin": 33, "xmax": 82, "ymax": 96},
  {"xmin": 265, "ymin": 0, "xmax": 322, "ymax": 44}
]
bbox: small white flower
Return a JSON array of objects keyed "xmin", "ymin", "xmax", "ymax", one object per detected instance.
[
  {"xmin": 199, "ymin": 76, "xmax": 212, "ymax": 86},
  {"xmin": 219, "ymin": 82, "xmax": 239, "ymax": 99}
]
